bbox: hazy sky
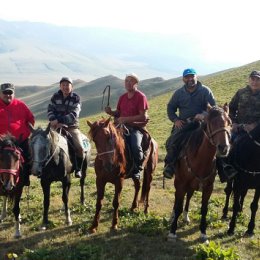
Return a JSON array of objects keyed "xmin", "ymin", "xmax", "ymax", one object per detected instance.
[{"xmin": 1, "ymin": 0, "xmax": 259, "ymax": 66}]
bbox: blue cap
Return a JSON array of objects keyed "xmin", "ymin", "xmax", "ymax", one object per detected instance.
[{"xmin": 183, "ymin": 68, "xmax": 196, "ymax": 77}]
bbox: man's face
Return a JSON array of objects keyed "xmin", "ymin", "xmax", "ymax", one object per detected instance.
[
  {"xmin": 183, "ymin": 74, "xmax": 198, "ymax": 88},
  {"xmin": 0, "ymin": 90, "xmax": 14, "ymax": 104},
  {"xmin": 249, "ymin": 76, "xmax": 260, "ymax": 91},
  {"xmin": 125, "ymin": 76, "xmax": 138, "ymax": 92},
  {"xmin": 60, "ymin": 81, "xmax": 73, "ymax": 97}
]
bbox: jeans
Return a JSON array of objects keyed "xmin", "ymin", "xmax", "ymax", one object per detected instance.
[{"xmin": 125, "ymin": 128, "xmax": 143, "ymax": 179}]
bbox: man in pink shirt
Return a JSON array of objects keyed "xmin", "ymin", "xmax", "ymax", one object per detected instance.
[
  {"xmin": 105, "ymin": 73, "xmax": 149, "ymax": 180},
  {"xmin": 0, "ymin": 83, "xmax": 35, "ymax": 186}
]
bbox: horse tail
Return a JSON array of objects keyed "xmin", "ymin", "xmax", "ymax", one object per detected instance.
[{"xmin": 140, "ymin": 138, "xmax": 158, "ymax": 204}]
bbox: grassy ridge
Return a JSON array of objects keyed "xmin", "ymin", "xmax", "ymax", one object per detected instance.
[{"xmin": 0, "ymin": 62, "xmax": 260, "ymax": 259}]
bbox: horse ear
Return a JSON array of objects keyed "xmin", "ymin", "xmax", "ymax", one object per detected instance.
[
  {"xmin": 28, "ymin": 123, "xmax": 35, "ymax": 134},
  {"xmin": 87, "ymin": 120, "xmax": 93, "ymax": 128},
  {"xmin": 45, "ymin": 123, "xmax": 51, "ymax": 135},
  {"xmin": 223, "ymin": 103, "xmax": 229, "ymax": 114},
  {"xmin": 104, "ymin": 117, "xmax": 111, "ymax": 127},
  {"xmin": 207, "ymin": 103, "xmax": 212, "ymax": 112}
]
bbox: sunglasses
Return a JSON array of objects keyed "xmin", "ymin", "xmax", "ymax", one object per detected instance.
[{"xmin": 2, "ymin": 90, "xmax": 14, "ymax": 95}]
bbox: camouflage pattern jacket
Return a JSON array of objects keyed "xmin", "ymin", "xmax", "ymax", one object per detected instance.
[{"xmin": 229, "ymin": 85, "xmax": 260, "ymax": 124}]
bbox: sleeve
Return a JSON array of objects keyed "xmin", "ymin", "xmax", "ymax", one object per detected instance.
[
  {"xmin": 229, "ymin": 91, "xmax": 240, "ymax": 123},
  {"xmin": 61, "ymin": 95, "xmax": 81, "ymax": 125},
  {"xmin": 47, "ymin": 94, "xmax": 57, "ymax": 121},
  {"xmin": 167, "ymin": 92, "xmax": 179, "ymax": 123},
  {"xmin": 206, "ymin": 89, "xmax": 216, "ymax": 106}
]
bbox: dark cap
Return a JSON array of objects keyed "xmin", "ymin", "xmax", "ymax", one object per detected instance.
[
  {"xmin": 60, "ymin": 77, "xmax": 73, "ymax": 84},
  {"xmin": 249, "ymin": 70, "xmax": 260, "ymax": 78},
  {"xmin": 1, "ymin": 83, "xmax": 15, "ymax": 93}
]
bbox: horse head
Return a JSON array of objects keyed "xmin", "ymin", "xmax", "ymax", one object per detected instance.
[
  {"xmin": 29, "ymin": 124, "xmax": 51, "ymax": 176},
  {"xmin": 0, "ymin": 135, "xmax": 23, "ymax": 192},
  {"xmin": 87, "ymin": 118, "xmax": 126, "ymax": 174},
  {"xmin": 206, "ymin": 104, "xmax": 232, "ymax": 157}
]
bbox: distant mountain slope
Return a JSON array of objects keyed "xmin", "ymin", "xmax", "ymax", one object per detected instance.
[
  {"xmin": 15, "ymin": 60, "xmax": 260, "ymax": 120},
  {"xmin": 0, "ymin": 19, "xmax": 248, "ymax": 85}
]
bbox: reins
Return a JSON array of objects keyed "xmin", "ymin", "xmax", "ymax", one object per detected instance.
[{"xmin": 101, "ymin": 85, "xmax": 111, "ymax": 110}]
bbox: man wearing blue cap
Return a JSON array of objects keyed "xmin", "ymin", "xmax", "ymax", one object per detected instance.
[{"xmin": 163, "ymin": 68, "xmax": 216, "ymax": 179}]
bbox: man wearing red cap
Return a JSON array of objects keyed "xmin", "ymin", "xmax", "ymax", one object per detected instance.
[
  {"xmin": 0, "ymin": 83, "xmax": 35, "ymax": 186},
  {"xmin": 105, "ymin": 73, "xmax": 149, "ymax": 180}
]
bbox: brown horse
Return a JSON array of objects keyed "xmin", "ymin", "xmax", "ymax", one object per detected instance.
[
  {"xmin": 0, "ymin": 134, "xmax": 25, "ymax": 238},
  {"xmin": 87, "ymin": 118, "xmax": 158, "ymax": 233},
  {"xmin": 168, "ymin": 105, "xmax": 232, "ymax": 242}
]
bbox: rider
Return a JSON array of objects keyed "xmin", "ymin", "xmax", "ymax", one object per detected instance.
[
  {"xmin": 105, "ymin": 73, "xmax": 149, "ymax": 180},
  {"xmin": 0, "ymin": 83, "xmax": 35, "ymax": 186},
  {"xmin": 47, "ymin": 77, "xmax": 85, "ymax": 178},
  {"xmin": 163, "ymin": 68, "xmax": 216, "ymax": 179},
  {"xmin": 217, "ymin": 70, "xmax": 260, "ymax": 181}
]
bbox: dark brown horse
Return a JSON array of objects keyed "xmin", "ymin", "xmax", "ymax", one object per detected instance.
[
  {"xmin": 0, "ymin": 134, "xmax": 25, "ymax": 238},
  {"xmin": 168, "ymin": 105, "xmax": 232, "ymax": 242},
  {"xmin": 227, "ymin": 123, "xmax": 260, "ymax": 236},
  {"xmin": 87, "ymin": 118, "xmax": 158, "ymax": 233}
]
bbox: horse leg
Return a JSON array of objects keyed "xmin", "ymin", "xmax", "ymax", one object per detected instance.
[
  {"xmin": 227, "ymin": 186, "xmax": 242, "ymax": 235},
  {"xmin": 140, "ymin": 165, "xmax": 153, "ymax": 214},
  {"xmin": 12, "ymin": 188, "xmax": 23, "ymax": 238},
  {"xmin": 80, "ymin": 159, "xmax": 87, "ymax": 205},
  {"xmin": 111, "ymin": 179, "xmax": 123, "ymax": 230},
  {"xmin": 41, "ymin": 180, "xmax": 51, "ymax": 230},
  {"xmin": 200, "ymin": 185, "xmax": 213, "ymax": 243},
  {"xmin": 89, "ymin": 179, "xmax": 105, "ymax": 233},
  {"xmin": 168, "ymin": 188, "xmax": 185, "ymax": 241},
  {"xmin": 0, "ymin": 196, "xmax": 8, "ymax": 222},
  {"xmin": 239, "ymin": 188, "xmax": 247, "ymax": 213},
  {"xmin": 183, "ymin": 190, "xmax": 194, "ymax": 224},
  {"xmin": 62, "ymin": 179, "xmax": 72, "ymax": 226},
  {"xmin": 222, "ymin": 181, "xmax": 233, "ymax": 219},
  {"xmin": 245, "ymin": 189, "xmax": 260, "ymax": 236},
  {"xmin": 131, "ymin": 178, "xmax": 140, "ymax": 211}
]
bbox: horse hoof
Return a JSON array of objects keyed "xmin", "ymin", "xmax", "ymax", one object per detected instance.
[
  {"xmin": 66, "ymin": 221, "xmax": 73, "ymax": 226},
  {"xmin": 40, "ymin": 226, "xmax": 47, "ymax": 231},
  {"xmin": 200, "ymin": 234, "xmax": 209, "ymax": 244},
  {"xmin": 167, "ymin": 233, "xmax": 177, "ymax": 242},
  {"xmin": 227, "ymin": 230, "xmax": 234, "ymax": 236},
  {"xmin": 244, "ymin": 231, "xmax": 254, "ymax": 237},
  {"xmin": 89, "ymin": 228, "xmax": 97, "ymax": 234}
]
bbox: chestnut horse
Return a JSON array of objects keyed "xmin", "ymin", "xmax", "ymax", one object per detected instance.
[
  {"xmin": 87, "ymin": 118, "xmax": 158, "ymax": 233},
  {"xmin": 0, "ymin": 134, "xmax": 25, "ymax": 238},
  {"xmin": 168, "ymin": 105, "xmax": 232, "ymax": 242}
]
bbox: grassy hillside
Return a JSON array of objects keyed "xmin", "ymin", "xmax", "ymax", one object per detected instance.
[{"xmin": 0, "ymin": 62, "xmax": 259, "ymax": 260}]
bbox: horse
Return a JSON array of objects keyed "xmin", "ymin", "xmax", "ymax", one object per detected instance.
[
  {"xmin": 222, "ymin": 179, "xmax": 247, "ymax": 219},
  {"xmin": 227, "ymin": 123, "xmax": 260, "ymax": 236},
  {"xmin": 167, "ymin": 105, "xmax": 232, "ymax": 242},
  {"xmin": 87, "ymin": 118, "xmax": 158, "ymax": 233},
  {"xmin": 0, "ymin": 134, "xmax": 25, "ymax": 238},
  {"xmin": 29, "ymin": 124, "xmax": 91, "ymax": 229}
]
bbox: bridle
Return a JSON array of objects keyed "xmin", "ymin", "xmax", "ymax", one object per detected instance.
[{"xmin": 0, "ymin": 146, "xmax": 24, "ymax": 185}]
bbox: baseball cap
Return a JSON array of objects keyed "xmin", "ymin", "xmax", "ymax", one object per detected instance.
[
  {"xmin": 183, "ymin": 68, "xmax": 197, "ymax": 77},
  {"xmin": 125, "ymin": 73, "xmax": 139, "ymax": 83},
  {"xmin": 249, "ymin": 70, "xmax": 260, "ymax": 78},
  {"xmin": 1, "ymin": 83, "xmax": 15, "ymax": 93},
  {"xmin": 60, "ymin": 77, "xmax": 73, "ymax": 84}
]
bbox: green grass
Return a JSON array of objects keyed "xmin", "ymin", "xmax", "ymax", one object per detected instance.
[{"xmin": 1, "ymin": 62, "xmax": 260, "ymax": 260}]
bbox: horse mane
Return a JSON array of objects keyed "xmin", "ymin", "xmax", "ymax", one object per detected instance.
[
  {"xmin": 175, "ymin": 121, "xmax": 204, "ymax": 156},
  {"xmin": 88, "ymin": 119, "xmax": 127, "ymax": 174},
  {"xmin": 0, "ymin": 134, "xmax": 17, "ymax": 148}
]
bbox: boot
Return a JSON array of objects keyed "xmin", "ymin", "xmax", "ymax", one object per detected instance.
[
  {"xmin": 163, "ymin": 146, "xmax": 178, "ymax": 179},
  {"xmin": 163, "ymin": 162, "xmax": 176, "ymax": 179},
  {"xmin": 74, "ymin": 157, "xmax": 83, "ymax": 178}
]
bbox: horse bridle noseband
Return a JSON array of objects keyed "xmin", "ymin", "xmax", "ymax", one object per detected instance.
[
  {"xmin": 0, "ymin": 146, "xmax": 24, "ymax": 184},
  {"xmin": 205, "ymin": 124, "xmax": 231, "ymax": 146}
]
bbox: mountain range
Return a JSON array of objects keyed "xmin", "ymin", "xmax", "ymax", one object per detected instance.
[
  {"xmin": 13, "ymin": 60, "xmax": 260, "ymax": 120},
  {"xmin": 0, "ymin": 19, "xmax": 246, "ymax": 85}
]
